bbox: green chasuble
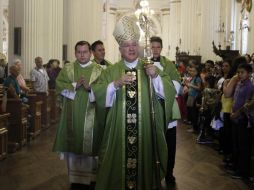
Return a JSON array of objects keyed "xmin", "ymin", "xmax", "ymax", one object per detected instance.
[
  {"xmin": 159, "ymin": 56, "xmax": 181, "ymax": 83},
  {"xmin": 158, "ymin": 56, "xmax": 181, "ymax": 121},
  {"xmin": 53, "ymin": 61, "xmax": 103, "ymax": 155},
  {"xmin": 92, "ymin": 59, "xmax": 177, "ymax": 190},
  {"xmin": 92, "ymin": 59, "xmax": 112, "ymax": 69}
]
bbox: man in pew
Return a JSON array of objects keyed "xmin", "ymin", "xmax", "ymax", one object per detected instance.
[
  {"xmin": 30, "ymin": 57, "xmax": 49, "ymax": 94},
  {"xmin": 30, "ymin": 57, "xmax": 50, "ymax": 128}
]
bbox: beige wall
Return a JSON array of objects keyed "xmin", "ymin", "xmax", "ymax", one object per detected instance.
[{"xmin": 3, "ymin": 0, "xmax": 254, "ymax": 77}]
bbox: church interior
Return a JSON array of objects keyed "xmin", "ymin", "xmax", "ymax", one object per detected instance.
[{"xmin": 0, "ymin": 0, "xmax": 254, "ymax": 189}]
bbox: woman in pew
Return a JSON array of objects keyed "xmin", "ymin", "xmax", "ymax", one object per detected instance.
[
  {"xmin": 3, "ymin": 65, "xmax": 22, "ymax": 99},
  {"xmin": 14, "ymin": 59, "xmax": 30, "ymax": 94}
]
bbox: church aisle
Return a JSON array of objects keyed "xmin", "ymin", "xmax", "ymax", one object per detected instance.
[
  {"xmin": 167, "ymin": 123, "xmax": 252, "ymax": 190},
  {"xmin": 0, "ymin": 123, "xmax": 252, "ymax": 190}
]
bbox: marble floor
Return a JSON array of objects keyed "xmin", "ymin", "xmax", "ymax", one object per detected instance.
[{"xmin": 0, "ymin": 122, "xmax": 253, "ymax": 190}]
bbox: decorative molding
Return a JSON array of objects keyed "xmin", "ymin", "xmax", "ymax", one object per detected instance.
[
  {"xmin": 161, "ymin": 8, "xmax": 170, "ymax": 12},
  {"xmin": 170, "ymin": 0, "xmax": 181, "ymax": 3},
  {"xmin": 110, "ymin": 7, "xmax": 117, "ymax": 11}
]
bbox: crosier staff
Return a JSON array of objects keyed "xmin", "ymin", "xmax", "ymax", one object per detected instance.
[{"xmin": 139, "ymin": 13, "xmax": 162, "ymax": 190}]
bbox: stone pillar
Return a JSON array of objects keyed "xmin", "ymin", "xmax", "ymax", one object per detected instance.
[
  {"xmin": 248, "ymin": 4, "xmax": 254, "ymax": 53},
  {"xmin": 0, "ymin": 0, "xmax": 3, "ymax": 53},
  {"xmin": 42, "ymin": 0, "xmax": 63, "ymax": 64},
  {"xmin": 105, "ymin": 6, "xmax": 118, "ymax": 63},
  {"xmin": 63, "ymin": 0, "xmax": 103, "ymax": 62},
  {"xmin": 161, "ymin": 8, "xmax": 170, "ymax": 59},
  {"xmin": 180, "ymin": 0, "xmax": 201, "ymax": 56},
  {"xmin": 168, "ymin": 0, "xmax": 181, "ymax": 60},
  {"xmin": 9, "ymin": 0, "xmax": 63, "ymax": 78},
  {"xmin": 199, "ymin": 0, "xmax": 221, "ymax": 61},
  {"xmin": 22, "ymin": 0, "xmax": 44, "ymax": 77}
]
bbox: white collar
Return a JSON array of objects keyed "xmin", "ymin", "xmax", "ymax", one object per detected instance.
[
  {"xmin": 79, "ymin": 61, "xmax": 92, "ymax": 68},
  {"xmin": 124, "ymin": 59, "xmax": 138, "ymax": 69}
]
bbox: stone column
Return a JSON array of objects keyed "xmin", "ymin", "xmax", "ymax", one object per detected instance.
[
  {"xmin": 63, "ymin": 0, "xmax": 103, "ymax": 62},
  {"xmin": 0, "ymin": 0, "xmax": 3, "ymax": 53},
  {"xmin": 199, "ymin": 0, "xmax": 221, "ymax": 61},
  {"xmin": 22, "ymin": 0, "xmax": 44, "ymax": 77},
  {"xmin": 248, "ymin": 4, "xmax": 254, "ymax": 53},
  {"xmin": 168, "ymin": 0, "xmax": 181, "ymax": 60},
  {"xmin": 105, "ymin": 6, "xmax": 118, "ymax": 63},
  {"xmin": 9, "ymin": 0, "xmax": 64, "ymax": 78},
  {"xmin": 42, "ymin": 0, "xmax": 63, "ymax": 64},
  {"xmin": 180, "ymin": 0, "xmax": 201, "ymax": 56},
  {"xmin": 161, "ymin": 8, "xmax": 170, "ymax": 59}
]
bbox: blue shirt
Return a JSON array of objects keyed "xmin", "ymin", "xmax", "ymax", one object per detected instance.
[
  {"xmin": 188, "ymin": 76, "xmax": 201, "ymax": 97},
  {"xmin": 3, "ymin": 75, "xmax": 21, "ymax": 96}
]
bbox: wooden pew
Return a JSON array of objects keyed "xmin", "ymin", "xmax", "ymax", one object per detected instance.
[
  {"xmin": 27, "ymin": 94, "xmax": 43, "ymax": 138},
  {"xmin": 0, "ymin": 113, "xmax": 10, "ymax": 160},
  {"xmin": 5, "ymin": 99, "xmax": 29, "ymax": 152},
  {"xmin": 48, "ymin": 89, "xmax": 59, "ymax": 123},
  {"xmin": 35, "ymin": 92, "xmax": 51, "ymax": 128}
]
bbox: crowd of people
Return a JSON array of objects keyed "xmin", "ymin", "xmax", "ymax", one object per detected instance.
[
  {"xmin": 1, "ymin": 14, "xmax": 254, "ymax": 190},
  {"xmin": 178, "ymin": 54, "xmax": 254, "ymax": 183}
]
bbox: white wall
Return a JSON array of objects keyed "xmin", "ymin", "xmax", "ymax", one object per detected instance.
[
  {"xmin": 63, "ymin": 0, "xmax": 103, "ymax": 62},
  {"xmin": 9, "ymin": 0, "xmax": 64, "ymax": 78},
  {"xmin": 247, "ymin": 0, "xmax": 254, "ymax": 54},
  {"xmin": 4, "ymin": 0, "xmax": 254, "ymax": 74},
  {"xmin": 168, "ymin": 0, "xmax": 181, "ymax": 60},
  {"xmin": 0, "ymin": 0, "xmax": 3, "ymax": 53},
  {"xmin": 104, "ymin": 7, "xmax": 119, "ymax": 64}
]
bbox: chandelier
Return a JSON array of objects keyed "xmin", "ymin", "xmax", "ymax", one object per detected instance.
[{"xmin": 135, "ymin": 0, "xmax": 154, "ymax": 18}]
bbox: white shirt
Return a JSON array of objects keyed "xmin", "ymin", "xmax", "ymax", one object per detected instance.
[{"xmin": 154, "ymin": 61, "xmax": 180, "ymax": 129}]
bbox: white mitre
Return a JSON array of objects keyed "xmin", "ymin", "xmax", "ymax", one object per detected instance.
[{"xmin": 113, "ymin": 16, "xmax": 140, "ymax": 45}]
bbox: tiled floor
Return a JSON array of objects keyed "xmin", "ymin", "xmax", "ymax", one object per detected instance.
[{"xmin": 0, "ymin": 123, "xmax": 253, "ymax": 190}]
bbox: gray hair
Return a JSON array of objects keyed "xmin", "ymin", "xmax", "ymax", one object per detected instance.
[{"xmin": 13, "ymin": 59, "xmax": 22, "ymax": 65}]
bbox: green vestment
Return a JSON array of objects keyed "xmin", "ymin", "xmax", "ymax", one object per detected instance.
[
  {"xmin": 159, "ymin": 56, "xmax": 181, "ymax": 83},
  {"xmin": 92, "ymin": 59, "xmax": 112, "ymax": 69},
  {"xmin": 92, "ymin": 59, "xmax": 177, "ymax": 190},
  {"xmin": 53, "ymin": 61, "xmax": 102, "ymax": 155},
  {"xmin": 158, "ymin": 56, "xmax": 181, "ymax": 121}
]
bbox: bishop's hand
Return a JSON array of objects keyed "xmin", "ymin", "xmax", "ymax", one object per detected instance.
[
  {"xmin": 144, "ymin": 64, "xmax": 158, "ymax": 78},
  {"xmin": 114, "ymin": 73, "xmax": 136, "ymax": 88}
]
